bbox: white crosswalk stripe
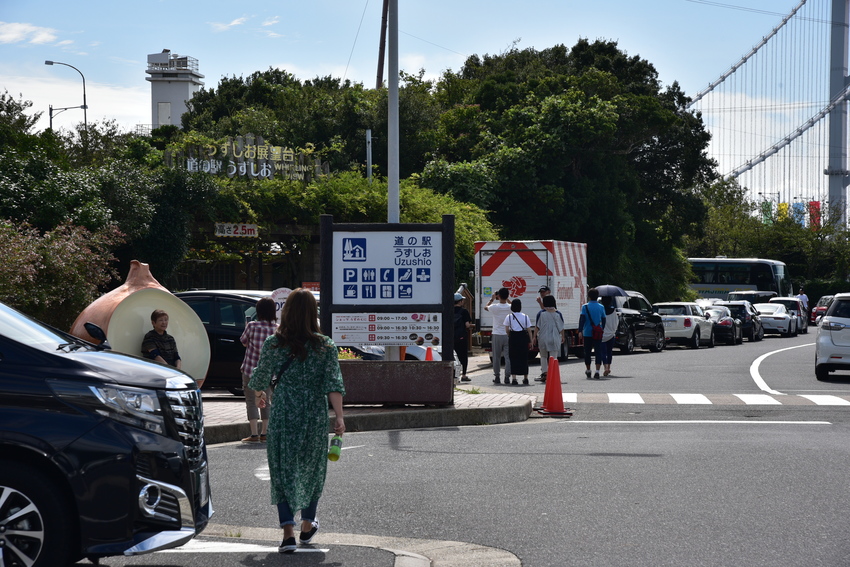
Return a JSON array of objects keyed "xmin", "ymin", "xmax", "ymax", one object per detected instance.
[
  {"xmin": 609, "ymin": 393, "xmax": 644, "ymax": 404},
  {"xmin": 670, "ymin": 393, "xmax": 712, "ymax": 404},
  {"xmin": 799, "ymin": 394, "xmax": 850, "ymax": 406},
  {"xmin": 735, "ymin": 394, "xmax": 783, "ymax": 405}
]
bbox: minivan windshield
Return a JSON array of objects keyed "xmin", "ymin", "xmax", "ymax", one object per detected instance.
[{"xmin": 0, "ymin": 302, "xmax": 82, "ymax": 352}]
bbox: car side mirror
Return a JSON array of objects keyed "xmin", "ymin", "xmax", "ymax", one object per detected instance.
[{"xmin": 83, "ymin": 322, "xmax": 111, "ymax": 351}]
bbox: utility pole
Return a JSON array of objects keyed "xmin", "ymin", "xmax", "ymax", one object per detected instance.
[
  {"xmin": 376, "ymin": 0, "xmax": 389, "ymax": 89},
  {"xmin": 387, "ymin": 0, "xmax": 399, "ymax": 223}
]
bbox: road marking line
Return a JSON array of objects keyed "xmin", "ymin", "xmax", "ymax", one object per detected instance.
[
  {"xmin": 749, "ymin": 342, "xmax": 814, "ymax": 395},
  {"xmin": 608, "ymin": 393, "xmax": 644, "ymax": 404},
  {"xmin": 799, "ymin": 394, "xmax": 850, "ymax": 406},
  {"xmin": 562, "ymin": 393, "xmax": 578, "ymax": 403},
  {"xmin": 163, "ymin": 539, "xmax": 331, "ymax": 553},
  {"xmin": 670, "ymin": 393, "xmax": 712, "ymax": 404},
  {"xmin": 566, "ymin": 421, "xmax": 832, "ymax": 425},
  {"xmin": 735, "ymin": 394, "xmax": 782, "ymax": 404}
]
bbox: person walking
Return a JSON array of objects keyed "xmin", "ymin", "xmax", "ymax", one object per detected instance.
[
  {"xmin": 504, "ymin": 298, "xmax": 532, "ymax": 385},
  {"xmin": 532, "ymin": 295, "xmax": 564, "ymax": 383},
  {"xmin": 485, "ymin": 287, "xmax": 512, "ymax": 384},
  {"xmin": 579, "ymin": 288, "xmax": 606, "ymax": 379},
  {"xmin": 248, "ymin": 288, "xmax": 346, "ymax": 554},
  {"xmin": 599, "ymin": 296, "xmax": 619, "ymax": 377},
  {"xmin": 239, "ymin": 297, "xmax": 278, "ymax": 443},
  {"xmin": 536, "ymin": 285, "xmax": 552, "ymax": 310},
  {"xmin": 797, "ymin": 287, "xmax": 809, "ymax": 317},
  {"xmin": 453, "ymin": 292, "xmax": 473, "ymax": 381}
]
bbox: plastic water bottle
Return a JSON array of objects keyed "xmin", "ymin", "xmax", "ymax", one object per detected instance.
[{"xmin": 327, "ymin": 435, "xmax": 343, "ymax": 461}]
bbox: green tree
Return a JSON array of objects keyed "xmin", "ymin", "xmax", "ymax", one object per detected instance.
[{"xmin": 0, "ymin": 220, "xmax": 123, "ymax": 328}]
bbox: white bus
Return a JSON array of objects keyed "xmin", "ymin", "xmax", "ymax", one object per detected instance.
[{"xmin": 688, "ymin": 257, "xmax": 793, "ymax": 300}]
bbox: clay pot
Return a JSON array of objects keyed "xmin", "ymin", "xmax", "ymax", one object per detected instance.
[{"xmin": 70, "ymin": 260, "xmax": 168, "ymax": 342}]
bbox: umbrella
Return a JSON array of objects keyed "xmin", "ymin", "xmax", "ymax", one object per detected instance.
[{"xmin": 594, "ymin": 284, "xmax": 628, "ymax": 297}]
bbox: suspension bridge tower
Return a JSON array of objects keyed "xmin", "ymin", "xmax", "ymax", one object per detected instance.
[{"xmin": 828, "ymin": 0, "xmax": 850, "ymax": 225}]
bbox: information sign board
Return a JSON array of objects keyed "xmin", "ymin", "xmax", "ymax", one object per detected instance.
[
  {"xmin": 332, "ymin": 230, "xmax": 442, "ymax": 305},
  {"xmin": 332, "ymin": 312, "xmax": 442, "ymax": 346}
]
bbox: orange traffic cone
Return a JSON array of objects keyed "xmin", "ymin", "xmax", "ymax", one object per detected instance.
[
  {"xmin": 425, "ymin": 346, "xmax": 434, "ymax": 360},
  {"xmin": 535, "ymin": 356, "xmax": 572, "ymax": 416}
]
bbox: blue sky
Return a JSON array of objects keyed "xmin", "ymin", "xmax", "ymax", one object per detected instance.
[{"xmin": 1, "ymin": 0, "xmax": 799, "ymax": 133}]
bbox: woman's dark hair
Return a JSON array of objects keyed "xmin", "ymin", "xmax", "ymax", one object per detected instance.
[
  {"xmin": 588, "ymin": 288, "xmax": 600, "ymax": 301},
  {"xmin": 255, "ymin": 297, "xmax": 277, "ymax": 322},
  {"xmin": 511, "ymin": 298, "xmax": 522, "ymax": 312},
  {"xmin": 274, "ymin": 288, "xmax": 324, "ymax": 359},
  {"xmin": 542, "ymin": 295, "xmax": 557, "ymax": 308}
]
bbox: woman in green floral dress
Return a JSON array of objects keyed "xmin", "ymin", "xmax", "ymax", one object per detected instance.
[{"xmin": 248, "ymin": 288, "xmax": 345, "ymax": 553}]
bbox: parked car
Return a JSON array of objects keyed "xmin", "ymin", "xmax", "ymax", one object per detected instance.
[
  {"xmin": 695, "ymin": 298, "xmax": 722, "ymax": 309},
  {"xmin": 811, "ymin": 295, "xmax": 834, "ymax": 324},
  {"xmin": 815, "ymin": 292, "xmax": 850, "ymax": 380},
  {"xmin": 769, "ymin": 296, "xmax": 808, "ymax": 334},
  {"xmin": 613, "ymin": 291, "xmax": 665, "ymax": 353},
  {"xmin": 0, "ymin": 300, "xmax": 212, "ymax": 566},
  {"xmin": 705, "ymin": 305, "xmax": 743, "ymax": 345},
  {"xmin": 175, "ymin": 289, "xmax": 271, "ymax": 394},
  {"xmin": 653, "ymin": 302, "xmax": 715, "ymax": 348},
  {"xmin": 753, "ymin": 303, "xmax": 797, "ymax": 336},
  {"xmin": 726, "ymin": 290, "xmax": 778, "ymax": 303},
  {"xmin": 717, "ymin": 300, "xmax": 764, "ymax": 342}
]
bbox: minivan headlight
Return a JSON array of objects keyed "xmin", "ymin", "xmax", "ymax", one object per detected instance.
[{"xmin": 49, "ymin": 381, "xmax": 165, "ymax": 434}]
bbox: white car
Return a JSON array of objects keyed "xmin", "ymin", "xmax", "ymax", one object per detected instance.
[
  {"xmin": 815, "ymin": 292, "xmax": 850, "ymax": 380},
  {"xmin": 769, "ymin": 296, "xmax": 808, "ymax": 334},
  {"xmin": 652, "ymin": 302, "xmax": 714, "ymax": 348},
  {"xmin": 753, "ymin": 303, "xmax": 797, "ymax": 336}
]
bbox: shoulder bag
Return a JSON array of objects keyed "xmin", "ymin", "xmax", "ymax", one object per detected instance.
[
  {"xmin": 586, "ymin": 305, "xmax": 604, "ymax": 341},
  {"xmin": 270, "ymin": 354, "xmax": 296, "ymax": 390}
]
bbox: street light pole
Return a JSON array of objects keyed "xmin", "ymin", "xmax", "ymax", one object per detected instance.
[{"xmin": 44, "ymin": 60, "xmax": 87, "ymax": 133}]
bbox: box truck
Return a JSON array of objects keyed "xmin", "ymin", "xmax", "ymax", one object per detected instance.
[{"xmin": 474, "ymin": 240, "xmax": 588, "ymax": 358}]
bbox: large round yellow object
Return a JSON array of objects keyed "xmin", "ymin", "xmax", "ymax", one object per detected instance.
[{"xmin": 107, "ymin": 288, "xmax": 211, "ymax": 386}]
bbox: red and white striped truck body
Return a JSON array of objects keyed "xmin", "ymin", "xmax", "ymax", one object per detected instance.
[{"xmin": 474, "ymin": 240, "xmax": 588, "ymax": 357}]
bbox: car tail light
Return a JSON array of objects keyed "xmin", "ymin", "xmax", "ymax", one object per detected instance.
[
  {"xmin": 823, "ymin": 321, "xmax": 846, "ymax": 331},
  {"xmin": 718, "ymin": 319, "xmax": 732, "ymax": 327},
  {"xmin": 684, "ymin": 318, "xmax": 692, "ymax": 327}
]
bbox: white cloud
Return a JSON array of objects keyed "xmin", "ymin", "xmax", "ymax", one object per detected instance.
[
  {"xmin": 0, "ymin": 22, "xmax": 58, "ymax": 44},
  {"xmin": 262, "ymin": 16, "xmax": 279, "ymax": 27},
  {"xmin": 0, "ymin": 72, "xmax": 150, "ymax": 133},
  {"xmin": 209, "ymin": 17, "xmax": 249, "ymax": 32},
  {"xmin": 56, "ymin": 40, "xmax": 73, "ymax": 47}
]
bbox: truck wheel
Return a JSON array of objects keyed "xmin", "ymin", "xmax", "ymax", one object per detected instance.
[
  {"xmin": 0, "ymin": 464, "xmax": 75, "ymax": 567},
  {"xmin": 619, "ymin": 330, "xmax": 635, "ymax": 354}
]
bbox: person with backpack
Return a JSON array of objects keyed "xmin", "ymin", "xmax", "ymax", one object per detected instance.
[{"xmin": 579, "ymin": 288, "xmax": 606, "ymax": 379}]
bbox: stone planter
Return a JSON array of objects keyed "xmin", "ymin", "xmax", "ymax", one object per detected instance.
[{"xmin": 339, "ymin": 360, "xmax": 455, "ymax": 406}]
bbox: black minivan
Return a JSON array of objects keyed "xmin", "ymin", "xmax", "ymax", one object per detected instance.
[{"xmin": 0, "ymin": 301, "xmax": 212, "ymax": 566}]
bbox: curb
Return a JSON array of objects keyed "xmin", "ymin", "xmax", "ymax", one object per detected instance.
[
  {"xmin": 202, "ymin": 524, "xmax": 522, "ymax": 566},
  {"xmin": 203, "ymin": 397, "xmax": 533, "ymax": 445}
]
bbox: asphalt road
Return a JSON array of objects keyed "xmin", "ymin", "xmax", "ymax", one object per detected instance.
[{"xmin": 78, "ymin": 330, "xmax": 850, "ymax": 567}]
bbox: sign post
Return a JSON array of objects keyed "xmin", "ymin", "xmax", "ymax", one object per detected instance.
[{"xmin": 320, "ymin": 214, "xmax": 456, "ymax": 404}]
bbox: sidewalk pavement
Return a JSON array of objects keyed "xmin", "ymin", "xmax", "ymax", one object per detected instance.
[
  {"xmin": 202, "ymin": 349, "xmax": 543, "ymax": 445},
  {"xmin": 203, "ymin": 391, "xmax": 537, "ymax": 445}
]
